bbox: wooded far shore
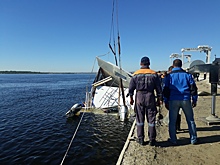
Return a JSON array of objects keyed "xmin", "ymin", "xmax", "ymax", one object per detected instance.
[{"xmin": 0, "ymin": 71, "xmax": 96, "ymax": 74}]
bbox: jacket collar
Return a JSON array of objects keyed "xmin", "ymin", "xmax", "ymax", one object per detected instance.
[
  {"xmin": 172, "ymin": 67, "xmax": 182, "ymax": 71},
  {"xmin": 141, "ymin": 66, "xmax": 150, "ymax": 69}
]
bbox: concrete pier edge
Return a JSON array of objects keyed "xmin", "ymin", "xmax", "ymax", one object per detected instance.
[{"xmin": 116, "ymin": 119, "xmax": 136, "ymax": 165}]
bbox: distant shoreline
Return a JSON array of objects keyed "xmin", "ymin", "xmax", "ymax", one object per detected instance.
[{"xmin": 0, "ymin": 71, "xmax": 96, "ymax": 74}]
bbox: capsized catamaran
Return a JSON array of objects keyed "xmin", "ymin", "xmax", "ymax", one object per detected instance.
[
  {"xmin": 65, "ymin": 57, "xmax": 135, "ymax": 120},
  {"xmin": 66, "ymin": 0, "xmax": 135, "ymax": 121},
  {"xmin": 95, "ymin": 57, "xmax": 132, "ymax": 88},
  {"xmin": 89, "ymin": 57, "xmax": 134, "ymax": 110},
  {"xmin": 88, "ymin": 56, "xmax": 136, "ymax": 121}
]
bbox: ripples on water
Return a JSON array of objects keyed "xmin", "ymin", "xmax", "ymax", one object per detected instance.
[{"xmin": 0, "ymin": 74, "xmax": 133, "ymax": 165}]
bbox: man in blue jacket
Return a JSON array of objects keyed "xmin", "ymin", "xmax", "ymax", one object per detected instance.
[
  {"xmin": 129, "ymin": 57, "xmax": 162, "ymax": 146},
  {"xmin": 163, "ymin": 59, "xmax": 198, "ymax": 145},
  {"xmin": 163, "ymin": 65, "xmax": 182, "ymax": 131}
]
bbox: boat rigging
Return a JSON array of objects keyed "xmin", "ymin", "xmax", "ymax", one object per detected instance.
[{"xmin": 65, "ymin": 0, "xmax": 133, "ymax": 121}]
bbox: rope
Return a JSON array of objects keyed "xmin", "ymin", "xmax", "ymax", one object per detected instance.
[
  {"xmin": 86, "ymin": 52, "xmax": 110, "ymax": 88},
  {"xmin": 60, "ymin": 111, "xmax": 86, "ymax": 165},
  {"xmin": 61, "ymin": 52, "xmax": 111, "ymax": 164},
  {"xmin": 109, "ymin": 0, "xmax": 115, "ymax": 44},
  {"xmin": 109, "ymin": 0, "xmax": 119, "ymax": 66}
]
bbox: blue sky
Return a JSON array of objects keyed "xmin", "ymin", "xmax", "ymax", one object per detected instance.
[{"xmin": 0, "ymin": 0, "xmax": 219, "ymax": 72}]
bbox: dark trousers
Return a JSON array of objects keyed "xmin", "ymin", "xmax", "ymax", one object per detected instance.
[
  {"xmin": 176, "ymin": 114, "xmax": 181, "ymax": 130},
  {"xmin": 135, "ymin": 103, "xmax": 157, "ymax": 141}
]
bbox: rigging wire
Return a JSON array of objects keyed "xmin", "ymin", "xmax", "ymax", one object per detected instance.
[
  {"xmin": 116, "ymin": 0, "xmax": 120, "ymax": 35},
  {"xmin": 115, "ymin": 0, "xmax": 121, "ymax": 68},
  {"xmin": 61, "ymin": 52, "xmax": 109, "ymax": 165},
  {"xmin": 107, "ymin": 0, "xmax": 128, "ymax": 110},
  {"xmin": 60, "ymin": 111, "xmax": 86, "ymax": 165},
  {"xmin": 109, "ymin": 0, "xmax": 122, "ymax": 68},
  {"xmin": 109, "ymin": 0, "xmax": 115, "ymax": 44},
  {"xmin": 86, "ymin": 52, "xmax": 110, "ymax": 88},
  {"xmin": 109, "ymin": 0, "xmax": 118, "ymax": 66}
]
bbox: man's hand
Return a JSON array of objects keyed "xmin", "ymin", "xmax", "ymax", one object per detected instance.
[
  {"xmin": 130, "ymin": 96, "xmax": 134, "ymax": 105},
  {"xmin": 156, "ymin": 99, "xmax": 162, "ymax": 106},
  {"xmin": 165, "ymin": 103, "xmax": 169, "ymax": 110},
  {"xmin": 192, "ymin": 102, "xmax": 197, "ymax": 108}
]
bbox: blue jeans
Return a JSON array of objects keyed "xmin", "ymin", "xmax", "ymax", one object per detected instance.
[{"xmin": 169, "ymin": 100, "xmax": 197, "ymax": 144}]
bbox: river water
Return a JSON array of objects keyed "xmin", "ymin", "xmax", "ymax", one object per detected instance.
[{"xmin": 0, "ymin": 74, "xmax": 133, "ymax": 165}]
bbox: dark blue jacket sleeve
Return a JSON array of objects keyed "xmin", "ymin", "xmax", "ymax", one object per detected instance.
[
  {"xmin": 188, "ymin": 74, "xmax": 198, "ymax": 103},
  {"xmin": 162, "ymin": 75, "xmax": 170, "ymax": 103},
  {"xmin": 129, "ymin": 77, "xmax": 136, "ymax": 96}
]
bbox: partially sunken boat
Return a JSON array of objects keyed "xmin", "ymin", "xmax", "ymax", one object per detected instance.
[
  {"xmin": 90, "ymin": 57, "xmax": 133, "ymax": 109},
  {"xmin": 66, "ymin": 57, "xmax": 135, "ymax": 121},
  {"xmin": 66, "ymin": 0, "xmax": 134, "ymax": 121}
]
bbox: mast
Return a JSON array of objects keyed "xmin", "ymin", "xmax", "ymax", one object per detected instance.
[{"xmin": 109, "ymin": 0, "xmax": 127, "ymax": 120}]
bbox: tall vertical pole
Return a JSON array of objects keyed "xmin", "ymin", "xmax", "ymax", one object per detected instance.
[
  {"xmin": 207, "ymin": 50, "xmax": 211, "ymax": 64},
  {"xmin": 182, "ymin": 52, "xmax": 184, "ymax": 63}
]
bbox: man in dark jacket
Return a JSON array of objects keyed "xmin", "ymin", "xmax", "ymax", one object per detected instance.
[
  {"xmin": 129, "ymin": 57, "xmax": 162, "ymax": 146},
  {"xmin": 163, "ymin": 59, "xmax": 198, "ymax": 145}
]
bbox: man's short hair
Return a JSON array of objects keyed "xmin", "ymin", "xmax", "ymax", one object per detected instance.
[
  {"xmin": 141, "ymin": 56, "xmax": 150, "ymax": 65},
  {"xmin": 168, "ymin": 66, "xmax": 174, "ymax": 71},
  {"xmin": 173, "ymin": 59, "xmax": 182, "ymax": 67}
]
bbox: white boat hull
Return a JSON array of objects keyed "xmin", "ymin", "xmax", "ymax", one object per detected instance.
[{"xmin": 92, "ymin": 86, "xmax": 134, "ymax": 110}]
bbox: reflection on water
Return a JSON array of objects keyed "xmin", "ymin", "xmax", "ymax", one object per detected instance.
[{"xmin": 0, "ymin": 74, "xmax": 133, "ymax": 165}]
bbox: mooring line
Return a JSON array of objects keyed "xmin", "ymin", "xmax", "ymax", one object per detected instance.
[{"xmin": 60, "ymin": 111, "xmax": 85, "ymax": 165}]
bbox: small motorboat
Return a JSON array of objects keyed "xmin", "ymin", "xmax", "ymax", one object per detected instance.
[{"xmin": 65, "ymin": 103, "xmax": 84, "ymax": 118}]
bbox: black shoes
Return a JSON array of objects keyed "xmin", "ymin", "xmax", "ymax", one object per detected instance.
[
  {"xmin": 167, "ymin": 138, "xmax": 178, "ymax": 146},
  {"xmin": 191, "ymin": 138, "xmax": 200, "ymax": 145},
  {"xmin": 136, "ymin": 138, "xmax": 144, "ymax": 145},
  {"xmin": 149, "ymin": 140, "xmax": 156, "ymax": 146},
  {"xmin": 136, "ymin": 138, "xmax": 157, "ymax": 146}
]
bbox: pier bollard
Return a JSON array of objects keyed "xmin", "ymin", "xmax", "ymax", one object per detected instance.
[
  {"xmin": 205, "ymin": 64, "xmax": 220, "ymax": 124},
  {"xmin": 205, "ymin": 94, "xmax": 220, "ymax": 121}
]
